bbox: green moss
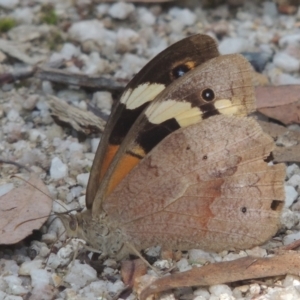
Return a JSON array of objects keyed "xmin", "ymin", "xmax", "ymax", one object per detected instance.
[
  {"xmin": 41, "ymin": 6, "xmax": 58, "ymax": 25},
  {"xmin": 0, "ymin": 17, "xmax": 16, "ymax": 33}
]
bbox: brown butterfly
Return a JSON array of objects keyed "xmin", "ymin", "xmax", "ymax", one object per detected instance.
[{"xmin": 60, "ymin": 34, "xmax": 285, "ymax": 260}]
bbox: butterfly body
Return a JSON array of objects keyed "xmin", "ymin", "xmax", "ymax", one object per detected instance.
[{"xmin": 60, "ymin": 34, "xmax": 285, "ymax": 260}]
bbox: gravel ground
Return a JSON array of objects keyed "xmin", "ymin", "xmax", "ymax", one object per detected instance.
[{"xmin": 1, "ymin": 1, "xmax": 300, "ymax": 299}]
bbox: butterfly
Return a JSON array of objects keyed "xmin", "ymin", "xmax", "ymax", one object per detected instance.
[{"xmin": 60, "ymin": 34, "xmax": 285, "ymax": 260}]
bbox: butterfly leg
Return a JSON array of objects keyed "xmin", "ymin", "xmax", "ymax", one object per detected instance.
[{"xmin": 125, "ymin": 242, "xmax": 160, "ymax": 275}]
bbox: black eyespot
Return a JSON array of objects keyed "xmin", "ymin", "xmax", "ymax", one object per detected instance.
[
  {"xmin": 201, "ymin": 88, "xmax": 215, "ymax": 102},
  {"xmin": 203, "ymin": 155, "xmax": 208, "ymax": 160},
  {"xmin": 171, "ymin": 64, "xmax": 190, "ymax": 79},
  {"xmin": 186, "ymin": 146, "xmax": 190, "ymax": 150},
  {"xmin": 241, "ymin": 207, "xmax": 247, "ymax": 213}
]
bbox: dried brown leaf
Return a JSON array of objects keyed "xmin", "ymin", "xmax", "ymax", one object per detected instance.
[
  {"xmin": 258, "ymin": 119, "xmax": 300, "ymax": 163},
  {"xmin": 121, "ymin": 259, "xmax": 147, "ymax": 288},
  {"xmin": 0, "ymin": 175, "xmax": 52, "ymax": 244},
  {"xmin": 140, "ymin": 251, "xmax": 300, "ymax": 300},
  {"xmin": 256, "ymin": 85, "xmax": 300, "ymax": 125}
]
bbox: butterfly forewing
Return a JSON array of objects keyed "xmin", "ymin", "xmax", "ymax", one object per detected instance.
[
  {"xmin": 103, "ymin": 115, "xmax": 285, "ymax": 253},
  {"xmin": 86, "ymin": 34, "xmax": 219, "ymax": 209},
  {"xmin": 95, "ymin": 54, "xmax": 256, "ymax": 203}
]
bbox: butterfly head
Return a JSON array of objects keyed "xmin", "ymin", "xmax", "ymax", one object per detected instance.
[
  {"xmin": 59, "ymin": 211, "xmax": 126, "ymax": 258},
  {"xmin": 58, "ymin": 213, "xmax": 81, "ymax": 239}
]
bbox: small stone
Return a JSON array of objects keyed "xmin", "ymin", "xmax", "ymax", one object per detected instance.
[
  {"xmin": 64, "ymin": 260, "xmax": 97, "ymax": 289},
  {"xmin": 108, "ymin": 2, "xmax": 135, "ymax": 20},
  {"xmin": 263, "ymin": 15, "xmax": 274, "ymax": 27},
  {"xmin": 222, "ymin": 251, "xmax": 247, "ymax": 261},
  {"xmin": 287, "ymin": 174, "xmax": 300, "ymax": 188},
  {"xmin": 233, "ymin": 285, "xmax": 249, "ymax": 298},
  {"xmin": 50, "ymin": 157, "xmax": 68, "ymax": 180},
  {"xmin": 86, "ymin": 52, "xmax": 109, "ymax": 74},
  {"xmin": 29, "ymin": 129, "xmax": 46, "ymax": 142},
  {"xmin": 70, "ymin": 185, "xmax": 83, "ymax": 199},
  {"xmin": 77, "ymin": 173, "xmax": 89, "ymax": 187},
  {"xmin": 144, "ymin": 245, "xmax": 161, "ymax": 257},
  {"xmin": 281, "ymin": 208, "xmax": 299, "ymax": 230},
  {"xmin": 284, "ymin": 185, "xmax": 298, "ymax": 208},
  {"xmin": 30, "ymin": 269, "xmax": 51, "ymax": 288},
  {"xmin": 279, "ymin": 34, "xmax": 300, "ymax": 48},
  {"xmin": 60, "ymin": 43, "xmax": 80, "ymax": 60},
  {"xmin": 68, "ymin": 20, "xmax": 116, "ymax": 45},
  {"xmin": 41, "ymin": 81, "xmax": 54, "ymax": 95},
  {"xmin": 91, "ymin": 138, "xmax": 100, "ymax": 153},
  {"xmin": 7, "ymin": 109, "xmax": 20, "ymax": 122},
  {"xmin": 0, "ymin": 0, "xmax": 19, "ymax": 9},
  {"xmin": 96, "ymin": 4, "xmax": 109, "ymax": 17},
  {"xmin": 242, "ymin": 52, "xmax": 272, "ymax": 73},
  {"xmin": 245, "ymin": 247, "xmax": 267, "ymax": 258},
  {"xmin": 116, "ymin": 27, "xmax": 139, "ymax": 53},
  {"xmin": 287, "ymin": 164, "xmax": 300, "ymax": 178},
  {"xmin": 57, "ymin": 241, "xmax": 85, "ymax": 267},
  {"xmin": 41, "ymin": 232, "xmax": 57, "ymax": 244},
  {"xmin": 89, "ymin": 280, "xmax": 108, "ymax": 294},
  {"xmin": 57, "ymin": 89, "xmax": 87, "ymax": 104},
  {"xmin": 51, "ymin": 273, "xmax": 63, "ymax": 287},
  {"xmin": 11, "ymin": 7, "xmax": 34, "ymax": 24},
  {"xmin": 22, "ymin": 95, "xmax": 39, "ymax": 110},
  {"xmin": 71, "ymin": 192, "xmax": 83, "ymax": 206},
  {"xmin": 137, "ymin": 8, "xmax": 155, "ymax": 26},
  {"xmin": 119, "ymin": 53, "xmax": 147, "ymax": 78},
  {"xmin": 249, "ymin": 283, "xmax": 261, "ymax": 296},
  {"xmin": 263, "ymin": 1, "xmax": 278, "ymax": 17},
  {"xmin": 19, "ymin": 260, "xmax": 43, "ymax": 276},
  {"xmin": 0, "ymin": 289, "xmax": 7, "ymax": 300},
  {"xmin": 283, "ymin": 231, "xmax": 300, "ymax": 245},
  {"xmin": 194, "ymin": 287, "xmax": 210, "ymax": 298},
  {"xmin": 3, "ymin": 276, "xmax": 27, "ymax": 296},
  {"xmin": 68, "ymin": 141, "xmax": 83, "ymax": 153},
  {"xmin": 219, "ymin": 38, "xmax": 251, "ymax": 55},
  {"xmin": 273, "ymin": 52, "xmax": 300, "ymax": 72},
  {"xmin": 0, "ymin": 259, "xmax": 19, "ymax": 275},
  {"xmin": 176, "ymin": 258, "xmax": 192, "ymax": 272},
  {"xmin": 153, "ymin": 260, "xmax": 172, "ymax": 270},
  {"xmin": 270, "ymin": 285, "xmax": 300, "ymax": 299},
  {"xmin": 283, "ymin": 275, "xmax": 300, "ymax": 288},
  {"xmin": 272, "ymin": 73, "xmax": 300, "ymax": 85},
  {"xmin": 106, "ymin": 280, "xmax": 125, "ymax": 294},
  {"xmin": 209, "ymin": 284, "xmax": 232, "ymax": 297},
  {"xmin": 93, "ymin": 91, "xmax": 113, "ymax": 115},
  {"xmin": 169, "ymin": 7, "xmax": 196, "ymax": 26},
  {"xmin": 169, "ymin": 19, "xmax": 185, "ymax": 33},
  {"xmin": 188, "ymin": 249, "xmax": 217, "ymax": 264}
]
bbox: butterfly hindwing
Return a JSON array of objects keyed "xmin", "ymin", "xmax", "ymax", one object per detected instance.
[
  {"xmin": 86, "ymin": 34, "xmax": 219, "ymax": 208},
  {"xmin": 103, "ymin": 115, "xmax": 285, "ymax": 253}
]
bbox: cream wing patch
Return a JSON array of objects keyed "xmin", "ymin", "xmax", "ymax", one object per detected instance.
[
  {"xmin": 120, "ymin": 83, "xmax": 165, "ymax": 109},
  {"xmin": 145, "ymin": 100, "xmax": 203, "ymax": 126},
  {"xmin": 214, "ymin": 99, "xmax": 239, "ymax": 116}
]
